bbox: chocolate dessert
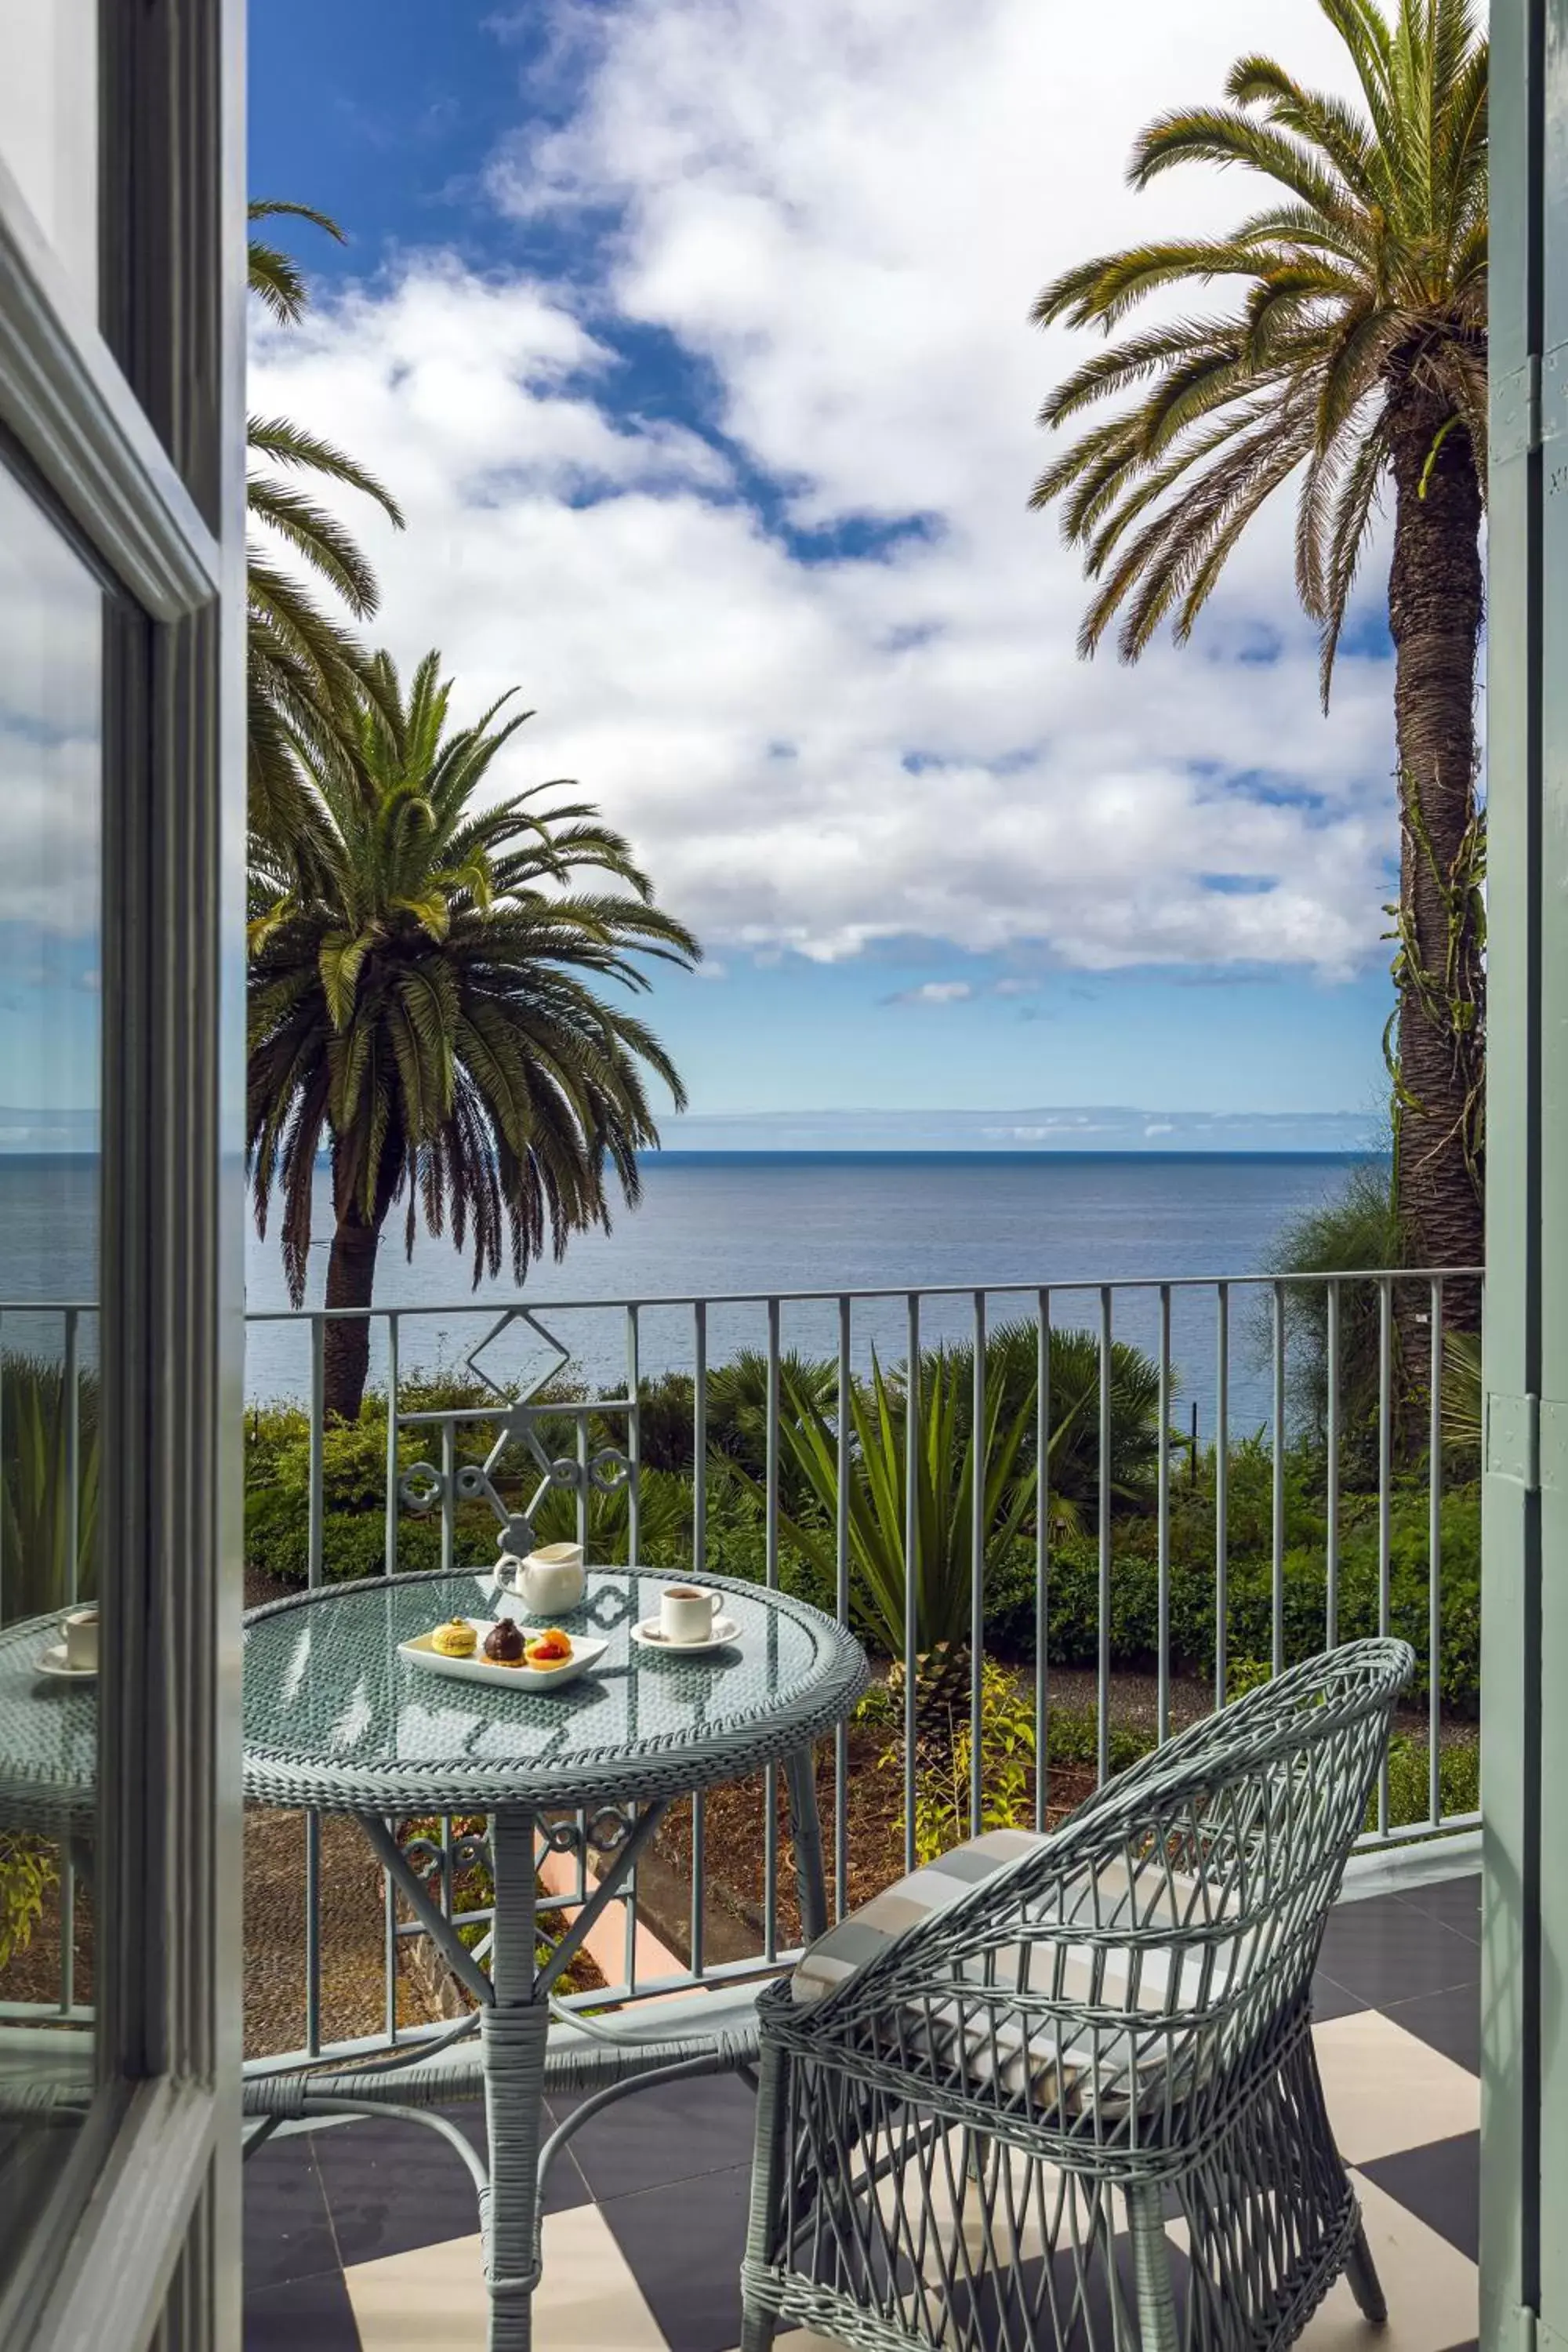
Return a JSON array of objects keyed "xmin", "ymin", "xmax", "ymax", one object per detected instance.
[{"xmin": 482, "ymin": 1616, "xmax": 527, "ymax": 1665}]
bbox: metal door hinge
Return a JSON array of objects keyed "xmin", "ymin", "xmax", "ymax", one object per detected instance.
[{"xmin": 1486, "ymin": 1391, "xmax": 1541, "ymax": 1489}]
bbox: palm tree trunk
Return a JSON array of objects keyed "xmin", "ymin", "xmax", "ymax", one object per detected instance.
[
  {"xmin": 1385, "ymin": 396, "xmax": 1485, "ymax": 1336},
  {"xmin": 323, "ymin": 1207, "xmax": 383, "ymax": 1421}
]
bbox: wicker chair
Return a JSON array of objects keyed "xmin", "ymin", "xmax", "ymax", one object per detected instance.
[{"xmin": 739, "ymin": 1637, "xmax": 1414, "ymax": 2352}]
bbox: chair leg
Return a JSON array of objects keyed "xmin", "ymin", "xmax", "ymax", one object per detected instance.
[
  {"xmin": 1127, "ymin": 2183, "xmax": 1181, "ymax": 2352},
  {"xmin": 739, "ymin": 2041, "xmax": 786, "ymax": 2352},
  {"xmin": 1345, "ymin": 2219, "xmax": 1388, "ymax": 2324}
]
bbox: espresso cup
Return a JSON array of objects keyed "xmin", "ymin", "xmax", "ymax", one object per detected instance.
[
  {"xmin": 62, "ymin": 1606, "xmax": 98, "ymax": 1673},
  {"xmin": 659, "ymin": 1583, "xmax": 720, "ymax": 1645}
]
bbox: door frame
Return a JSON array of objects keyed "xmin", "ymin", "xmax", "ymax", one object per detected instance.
[{"xmin": 0, "ymin": 2, "xmax": 245, "ymax": 2346}]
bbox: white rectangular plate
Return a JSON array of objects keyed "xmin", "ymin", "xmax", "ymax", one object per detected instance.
[{"xmin": 398, "ymin": 1621, "xmax": 608, "ymax": 1693}]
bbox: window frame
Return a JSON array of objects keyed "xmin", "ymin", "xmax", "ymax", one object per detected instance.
[{"xmin": 0, "ymin": 2, "xmax": 245, "ymax": 2347}]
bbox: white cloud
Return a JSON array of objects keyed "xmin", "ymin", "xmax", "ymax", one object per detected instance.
[
  {"xmin": 251, "ymin": 0, "xmax": 1397, "ymax": 982},
  {"xmin": 890, "ymin": 980, "xmax": 974, "ymax": 1006}
]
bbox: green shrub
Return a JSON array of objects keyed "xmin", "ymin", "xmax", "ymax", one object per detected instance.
[
  {"xmin": 1379, "ymin": 1730, "xmax": 1479, "ymax": 1829},
  {"xmin": 985, "ymin": 1473, "xmax": 1480, "ymax": 1712},
  {"xmin": 0, "ymin": 1833, "xmax": 55, "ymax": 1968}
]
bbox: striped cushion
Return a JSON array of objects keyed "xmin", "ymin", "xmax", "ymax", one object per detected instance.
[
  {"xmin": 793, "ymin": 1830, "xmax": 1247, "ymax": 2117},
  {"xmin": 793, "ymin": 1829, "xmax": 1042, "ymax": 2006}
]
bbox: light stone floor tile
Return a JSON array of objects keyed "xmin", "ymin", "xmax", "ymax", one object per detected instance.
[
  {"xmin": 346, "ymin": 2201, "xmax": 667, "ymax": 2351},
  {"xmin": 1298, "ymin": 2171, "xmax": 1478, "ymax": 2352},
  {"xmin": 1313, "ymin": 2010, "xmax": 1480, "ymax": 2166}
]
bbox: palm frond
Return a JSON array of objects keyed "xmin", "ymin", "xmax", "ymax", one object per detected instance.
[
  {"xmin": 248, "ymin": 650, "xmax": 700, "ymax": 1399},
  {"xmin": 1032, "ymin": 0, "xmax": 1487, "ymax": 700}
]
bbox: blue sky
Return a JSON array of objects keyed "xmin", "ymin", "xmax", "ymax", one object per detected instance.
[{"xmin": 249, "ymin": 0, "xmax": 1404, "ymax": 1137}]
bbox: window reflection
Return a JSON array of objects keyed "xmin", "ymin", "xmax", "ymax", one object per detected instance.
[
  {"xmin": 0, "ymin": 461, "xmax": 103, "ymax": 2292},
  {"xmin": 0, "ymin": 2, "xmax": 99, "ymax": 306}
]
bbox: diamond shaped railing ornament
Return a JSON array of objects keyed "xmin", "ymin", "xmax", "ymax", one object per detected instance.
[{"xmin": 396, "ymin": 1305, "xmax": 631, "ymax": 1563}]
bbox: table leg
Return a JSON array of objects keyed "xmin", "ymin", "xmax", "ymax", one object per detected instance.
[
  {"xmin": 784, "ymin": 1744, "xmax": 829, "ymax": 1943},
  {"xmin": 481, "ymin": 1807, "xmax": 548, "ymax": 2352}
]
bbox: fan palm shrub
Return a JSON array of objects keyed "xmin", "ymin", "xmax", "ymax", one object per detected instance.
[
  {"xmin": 1271, "ymin": 1160, "xmax": 1406, "ymax": 1465},
  {"xmin": 927, "ymin": 1319, "xmax": 1166, "ymax": 1528},
  {"xmin": 1032, "ymin": 0, "xmax": 1487, "ymax": 1305},
  {"xmin": 248, "ymin": 648, "xmax": 699, "ymax": 1421},
  {"xmin": 247, "ymin": 201, "xmax": 405, "ymax": 847}
]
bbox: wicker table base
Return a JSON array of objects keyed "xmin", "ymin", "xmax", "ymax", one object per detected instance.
[{"xmin": 247, "ymin": 1749, "xmax": 828, "ymax": 2352}]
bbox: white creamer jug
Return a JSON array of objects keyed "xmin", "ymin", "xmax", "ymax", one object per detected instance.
[{"xmin": 499, "ymin": 1541, "xmax": 586, "ymax": 1616}]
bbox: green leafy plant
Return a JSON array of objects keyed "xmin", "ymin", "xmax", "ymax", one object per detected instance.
[
  {"xmin": 1225, "ymin": 1654, "xmax": 1273, "ymax": 1704},
  {"xmin": 761, "ymin": 1346, "xmax": 1038, "ymax": 1666},
  {"xmin": 1, "ymin": 1354, "xmax": 100, "ymax": 1624},
  {"xmin": 1378, "ymin": 1730, "xmax": 1479, "ymax": 1830},
  {"xmin": 1441, "ymin": 1330, "xmax": 1483, "ymax": 1457},
  {"xmin": 936, "ymin": 1319, "xmax": 1166, "ymax": 1528},
  {"xmin": 907, "ymin": 1658, "xmax": 1036, "ymax": 1865},
  {"xmin": 1270, "ymin": 1160, "xmax": 1405, "ymax": 1457},
  {"xmin": 0, "ymin": 1833, "xmax": 56, "ymax": 1969}
]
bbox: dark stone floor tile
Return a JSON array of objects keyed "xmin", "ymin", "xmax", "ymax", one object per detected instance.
[
  {"xmin": 1312, "ymin": 1970, "xmax": 1368, "ymax": 2024},
  {"xmin": 1361, "ymin": 2132, "xmax": 1479, "ymax": 2262},
  {"xmin": 1382, "ymin": 1979, "xmax": 1480, "ymax": 2078},
  {"xmin": 950, "ymin": 2234, "xmax": 1192, "ymax": 2350},
  {"xmin": 242, "ymin": 2135, "xmax": 339, "ymax": 2292},
  {"xmin": 600, "ymin": 2161, "xmax": 753, "ymax": 2352},
  {"xmin": 311, "ymin": 2103, "xmax": 586, "ymax": 2269},
  {"xmin": 1395, "ymin": 1874, "xmax": 1482, "ymax": 1946},
  {"xmin": 1316, "ymin": 1892, "xmax": 1479, "ymax": 2009},
  {"xmin": 558, "ymin": 2070, "xmax": 757, "ymax": 2203},
  {"xmin": 243, "ymin": 2267, "xmax": 361, "ymax": 2351}
]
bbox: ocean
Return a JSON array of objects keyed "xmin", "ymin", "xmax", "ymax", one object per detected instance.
[
  {"xmin": 0, "ymin": 1148, "xmax": 1370, "ymax": 1431},
  {"xmin": 239, "ymin": 1151, "xmax": 1373, "ymax": 1431}
]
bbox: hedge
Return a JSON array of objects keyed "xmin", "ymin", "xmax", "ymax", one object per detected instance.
[{"xmin": 245, "ymin": 1396, "xmax": 1479, "ymax": 1713}]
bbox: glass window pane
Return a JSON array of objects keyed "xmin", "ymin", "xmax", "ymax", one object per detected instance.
[
  {"xmin": 0, "ymin": 460, "xmax": 102, "ymax": 2293},
  {"xmin": 0, "ymin": 1, "xmax": 98, "ymax": 307}
]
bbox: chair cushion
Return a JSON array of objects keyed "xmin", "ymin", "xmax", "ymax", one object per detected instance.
[
  {"xmin": 792, "ymin": 1828, "xmax": 1245, "ymax": 2118},
  {"xmin": 792, "ymin": 1828, "xmax": 1041, "ymax": 2006}
]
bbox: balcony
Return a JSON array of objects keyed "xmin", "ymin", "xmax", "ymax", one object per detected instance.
[
  {"xmin": 0, "ymin": 1270, "xmax": 1484, "ymax": 2349},
  {"xmin": 241, "ymin": 1859, "xmax": 1482, "ymax": 2351}
]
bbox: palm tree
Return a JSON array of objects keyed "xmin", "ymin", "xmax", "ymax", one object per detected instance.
[
  {"xmin": 1032, "ymin": 0, "xmax": 1486, "ymax": 1311},
  {"xmin": 248, "ymin": 650, "xmax": 701, "ymax": 1420},
  {"xmin": 247, "ymin": 201, "xmax": 405, "ymax": 846}
]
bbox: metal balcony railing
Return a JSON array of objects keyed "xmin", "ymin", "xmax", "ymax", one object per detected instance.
[
  {"xmin": 0, "ymin": 1271, "xmax": 1483, "ymax": 2068},
  {"xmin": 237, "ymin": 1266, "xmax": 1482, "ymax": 2071}
]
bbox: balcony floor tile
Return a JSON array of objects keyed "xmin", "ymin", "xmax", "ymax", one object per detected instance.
[
  {"xmin": 244, "ymin": 1876, "xmax": 1483, "ymax": 2352},
  {"xmin": 313, "ymin": 2099, "xmax": 589, "ymax": 2269},
  {"xmin": 1316, "ymin": 1891, "xmax": 1480, "ymax": 2009},
  {"xmin": 242, "ymin": 2132, "xmax": 338, "ymax": 2293},
  {"xmin": 243, "ymin": 2267, "xmax": 361, "ymax": 2351},
  {"xmin": 554, "ymin": 2070, "xmax": 759, "ymax": 2204}
]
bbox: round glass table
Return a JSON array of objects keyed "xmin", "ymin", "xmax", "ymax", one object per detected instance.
[
  {"xmin": 243, "ymin": 1566, "xmax": 868, "ymax": 2351},
  {"xmin": 0, "ymin": 1613, "xmax": 96, "ymax": 1842}
]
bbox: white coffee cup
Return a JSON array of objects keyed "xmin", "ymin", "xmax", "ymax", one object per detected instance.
[
  {"xmin": 659, "ymin": 1583, "xmax": 720, "ymax": 1645},
  {"xmin": 62, "ymin": 1606, "xmax": 98, "ymax": 1673},
  {"xmin": 514, "ymin": 1542, "xmax": 586, "ymax": 1617}
]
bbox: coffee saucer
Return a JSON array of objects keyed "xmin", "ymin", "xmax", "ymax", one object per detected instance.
[
  {"xmin": 630, "ymin": 1615, "xmax": 740, "ymax": 1655},
  {"xmin": 35, "ymin": 1643, "xmax": 96, "ymax": 1682}
]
